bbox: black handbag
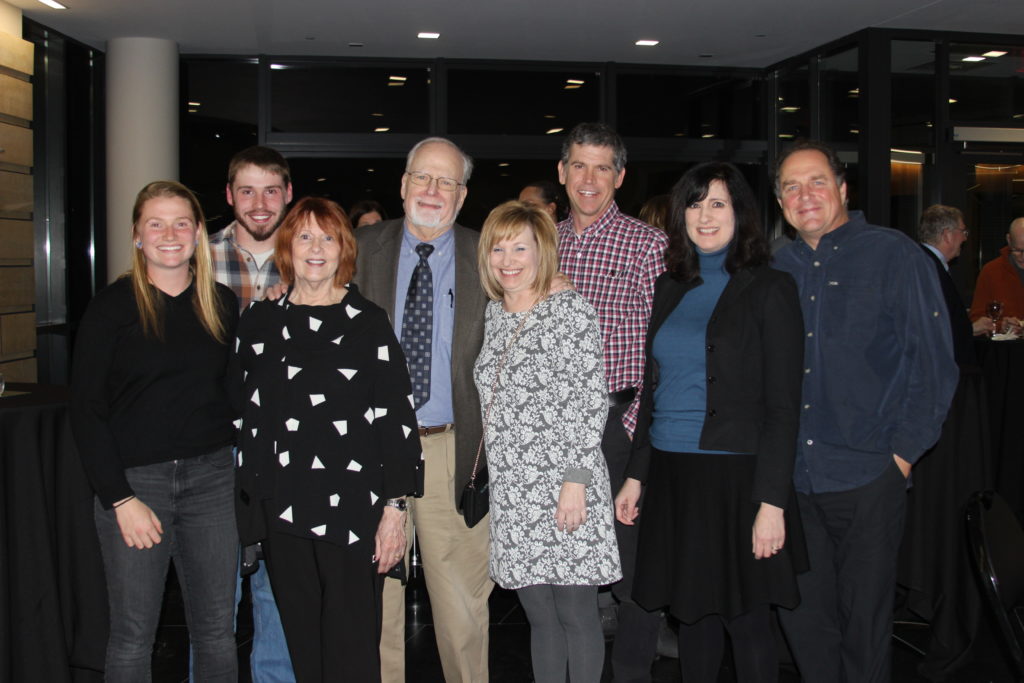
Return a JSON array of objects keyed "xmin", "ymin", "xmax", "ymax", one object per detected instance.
[{"xmin": 460, "ymin": 461, "xmax": 490, "ymax": 528}]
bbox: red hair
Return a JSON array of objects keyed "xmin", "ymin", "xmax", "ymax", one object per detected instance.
[{"xmin": 274, "ymin": 196, "xmax": 357, "ymax": 287}]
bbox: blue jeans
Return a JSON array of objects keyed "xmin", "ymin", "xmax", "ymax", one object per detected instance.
[
  {"xmin": 239, "ymin": 560, "xmax": 295, "ymax": 682},
  {"xmin": 94, "ymin": 447, "xmax": 238, "ymax": 683}
]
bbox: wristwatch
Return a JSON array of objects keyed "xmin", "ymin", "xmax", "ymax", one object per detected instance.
[{"xmin": 385, "ymin": 497, "xmax": 408, "ymax": 512}]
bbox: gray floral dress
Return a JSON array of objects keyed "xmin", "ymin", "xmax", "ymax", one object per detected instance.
[{"xmin": 474, "ymin": 290, "xmax": 621, "ymax": 589}]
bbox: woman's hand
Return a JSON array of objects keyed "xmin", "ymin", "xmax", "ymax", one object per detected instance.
[
  {"xmin": 614, "ymin": 478, "xmax": 642, "ymax": 525},
  {"xmin": 114, "ymin": 497, "xmax": 164, "ymax": 549},
  {"xmin": 752, "ymin": 502, "xmax": 785, "ymax": 560},
  {"xmin": 374, "ymin": 506, "xmax": 407, "ymax": 574},
  {"xmin": 555, "ymin": 482, "xmax": 587, "ymax": 533}
]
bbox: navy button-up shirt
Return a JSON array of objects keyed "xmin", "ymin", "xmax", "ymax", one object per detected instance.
[{"xmin": 773, "ymin": 211, "xmax": 958, "ymax": 494}]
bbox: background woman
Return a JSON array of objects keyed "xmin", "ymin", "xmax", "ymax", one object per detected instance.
[
  {"xmin": 232, "ymin": 196, "xmax": 421, "ymax": 682},
  {"xmin": 518, "ymin": 180, "xmax": 567, "ymax": 223},
  {"xmin": 615, "ymin": 162, "xmax": 806, "ymax": 682},
  {"xmin": 71, "ymin": 181, "xmax": 239, "ymax": 682},
  {"xmin": 474, "ymin": 201, "xmax": 620, "ymax": 683},
  {"xmin": 347, "ymin": 198, "xmax": 388, "ymax": 228}
]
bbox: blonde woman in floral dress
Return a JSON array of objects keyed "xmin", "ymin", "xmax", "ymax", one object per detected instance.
[{"xmin": 474, "ymin": 201, "xmax": 620, "ymax": 683}]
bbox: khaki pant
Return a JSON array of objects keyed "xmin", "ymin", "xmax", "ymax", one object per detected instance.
[{"xmin": 380, "ymin": 429, "xmax": 493, "ymax": 683}]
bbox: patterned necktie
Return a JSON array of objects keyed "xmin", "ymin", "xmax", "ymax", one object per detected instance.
[{"xmin": 401, "ymin": 242, "xmax": 435, "ymax": 409}]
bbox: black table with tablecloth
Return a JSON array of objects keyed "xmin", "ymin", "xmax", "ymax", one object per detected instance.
[
  {"xmin": 975, "ymin": 338, "xmax": 1024, "ymax": 523},
  {"xmin": 0, "ymin": 383, "xmax": 107, "ymax": 682},
  {"xmin": 898, "ymin": 366, "xmax": 991, "ymax": 679}
]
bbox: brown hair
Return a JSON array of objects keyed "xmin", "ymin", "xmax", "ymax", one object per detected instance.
[
  {"xmin": 274, "ymin": 196, "xmax": 357, "ymax": 288},
  {"xmin": 227, "ymin": 145, "xmax": 291, "ymax": 187},
  {"xmin": 129, "ymin": 181, "xmax": 226, "ymax": 343},
  {"xmin": 477, "ymin": 201, "xmax": 559, "ymax": 301}
]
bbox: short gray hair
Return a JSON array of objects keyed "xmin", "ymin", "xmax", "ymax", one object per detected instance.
[
  {"xmin": 919, "ymin": 204, "xmax": 963, "ymax": 245},
  {"xmin": 560, "ymin": 122, "xmax": 627, "ymax": 174},
  {"xmin": 405, "ymin": 137, "xmax": 474, "ymax": 184}
]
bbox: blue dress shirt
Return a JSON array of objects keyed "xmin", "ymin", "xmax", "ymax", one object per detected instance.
[
  {"xmin": 393, "ymin": 225, "xmax": 455, "ymax": 426},
  {"xmin": 773, "ymin": 211, "xmax": 958, "ymax": 494}
]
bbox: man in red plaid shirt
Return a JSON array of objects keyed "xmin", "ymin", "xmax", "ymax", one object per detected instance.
[{"xmin": 556, "ymin": 122, "xmax": 667, "ymax": 682}]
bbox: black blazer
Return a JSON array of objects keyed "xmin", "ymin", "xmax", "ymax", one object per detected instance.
[
  {"xmin": 625, "ymin": 265, "xmax": 804, "ymax": 508},
  {"xmin": 920, "ymin": 245, "xmax": 975, "ymax": 367}
]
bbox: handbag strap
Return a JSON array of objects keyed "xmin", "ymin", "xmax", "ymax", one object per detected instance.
[{"xmin": 468, "ymin": 299, "xmax": 539, "ymax": 485}]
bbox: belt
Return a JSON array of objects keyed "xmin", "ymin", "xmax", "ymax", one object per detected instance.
[
  {"xmin": 418, "ymin": 423, "xmax": 454, "ymax": 437},
  {"xmin": 607, "ymin": 387, "xmax": 637, "ymax": 408}
]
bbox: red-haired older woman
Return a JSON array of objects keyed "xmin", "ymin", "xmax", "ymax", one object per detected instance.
[{"xmin": 232, "ymin": 196, "xmax": 422, "ymax": 681}]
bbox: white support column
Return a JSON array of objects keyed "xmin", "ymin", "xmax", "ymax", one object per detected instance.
[{"xmin": 105, "ymin": 37, "xmax": 178, "ymax": 281}]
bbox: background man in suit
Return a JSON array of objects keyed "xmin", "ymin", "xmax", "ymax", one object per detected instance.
[
  {"xmin": 918, "ymin": 204, "xmax": 980, "ymax": 364},
  {"xmin": 353, "ymin": 137, "xmax": 491, "ymax": 683}
]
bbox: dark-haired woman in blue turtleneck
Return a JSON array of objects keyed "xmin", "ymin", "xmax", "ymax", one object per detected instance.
[{"xmin": 615, "ymin": 162, "xmax": 808, "ymax": 682}]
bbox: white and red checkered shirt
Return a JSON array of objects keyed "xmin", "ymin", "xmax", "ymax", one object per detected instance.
[{"xmin": 557, "ymin": 202, "xmax": 667, "ymax": 436}]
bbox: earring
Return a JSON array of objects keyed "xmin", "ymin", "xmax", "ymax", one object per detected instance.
[
  {"xmin": 135, "ymin": 240, "xmax": 142, "ymax": 248},
  {"xmin": 194, "ymin": 238, "xmax": 199, "ymax": 246}
]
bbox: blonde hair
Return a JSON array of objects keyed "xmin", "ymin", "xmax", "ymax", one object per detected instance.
[
  {"xmin": 477, "ymin": 200, "xmax": 559, "ymax": 302},
  {"xmin": 129, "ymin": 181, "xmax": 227, "ymax": 343}
]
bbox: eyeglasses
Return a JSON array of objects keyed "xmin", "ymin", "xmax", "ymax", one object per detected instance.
[
  {"xmin": 406, "ymin": 172, "xmax": 463, "ymax": 192},
  {"xmin": 953, "ymin": 227, "xmax": 969, "ymax": 237}
]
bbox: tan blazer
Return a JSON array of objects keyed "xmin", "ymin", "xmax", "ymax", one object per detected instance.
[{"xmin": 353, "ymin": 218, "xmax": 487, "ymax": 505}]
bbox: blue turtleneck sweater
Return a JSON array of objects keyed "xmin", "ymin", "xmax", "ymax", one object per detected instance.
[{"xmin": 650, "ymin": 247, "xmax": 733, "ymax": 454}]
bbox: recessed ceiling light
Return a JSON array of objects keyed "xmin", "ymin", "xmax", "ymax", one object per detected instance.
[
  {"xmin": 214, "ymin": 133, "xmax": 221, "ymax": 139},
  {"xmin": 850, "ymin": 128, "xmax": 860, "ymax": 134},
  {"xmin": 270, "ymin": 64, "xmax": 287, "ymax": 70},
  {"xmin": 949, "ymin": 98, "xmax": 958, "ymax": 104},
  {"xmin": 1014, "ymin": 113, "xmax": 1024, "ymax": 119},
  {"xmin": 983, "ymin": 51, "xmax": 1008, "ymax": 58},
  {"xmin": 187, "ymin": 109, "xmax": 198, "ymax": 114},
  {"xmin": 544, "ymin": 114, "xmax": 556, "ymax": 119},
  {"xmin": 701, "ymin": 133, "xmax": 715, "ymax": 139},
  {"xmin": 374, "ymin": 127, "xmax": 390, "ymax": 132},
  {"xmin": 418, "ymin": 32, "xmax": 440, "ymax": 39},
  {"xmin": 780, "ymin": 106, "xmax": 800, "ymax": 113},
  {"xmin": 37, "ymin": 0, "xmax": 66, "ymax": 9},
  {"xmin": 389, "ymin": 75, "xmax": 407, "ymax": 82},
  {"xmin": 674, "ymin": 132, "xmax": 686, "ymax": 137},
  {"xmin": 367, "ymin": 168, "xmax": 375, "ymax": 173},
  {"xmin": 635, "ymin": 40, "xmax": 659, "ymax": 47},
  {"xmin": 566, "ymin": 79, "xmax": 585, "ymax": 85},
  {"xmin": 371, "ymin": 112, "xmax": 383, "ymax": 117},
  {"xmin": 962, "ymin": 56, "xmax": 986, "ymax": 62},
  {"xmin": 316, "ymin": 177, "xmax": 327, "ymax": 182},
  {"xmin": 848, "ymin": 88, "xmax": 860, "ymax": 95},
  {"xmin": 498, "ymin": 162, "xmax": 510, "ymax": 167},
  {"xmin": 188, "ymin": 101, "xmax": 201, "ymax": 107},
  {"xmin": 546, "ymin": 128, "xmax": 564, "ymax": 135},
  {"xmin": 778, "ymin": 133, "xmax": 795, "ymax": 139}
]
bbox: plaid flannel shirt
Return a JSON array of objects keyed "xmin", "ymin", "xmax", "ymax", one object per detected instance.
[
  {"xmin": 557, "ymin": 202, "xmax": 667, "ymax": 436},
  {"xmin": 208, "ymin": 222, "xmax": 280, "ymax": 310}
]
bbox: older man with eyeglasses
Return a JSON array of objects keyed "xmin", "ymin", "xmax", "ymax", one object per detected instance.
[
  {"xmin": 970, "ymin": 217, "xmax": 1024, "ymax": 333},
  {"xmin": 353, "ymin": 137, "xmax": 492, "ymax": 683}
]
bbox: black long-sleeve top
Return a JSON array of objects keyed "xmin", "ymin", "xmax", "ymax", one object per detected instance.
[
  {"xmin": 70, "ymin": 277, "xmax": 239, "ymax": 508},
  {"xmin": 231, "ymin": 283, "xmax": 423, "ymax": 551}
]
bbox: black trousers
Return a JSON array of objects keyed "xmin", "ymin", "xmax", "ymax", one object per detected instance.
[
  {"xmin": 778, "ymin": 461, "xmax": 907, "ymax": 683},
  {"xmin": 604, "ymin": 403, "xmax": 662, "ymax": 683},
  {"xmin": 261, "ymin": 522, "xmax": 384, "ymax": 683}
]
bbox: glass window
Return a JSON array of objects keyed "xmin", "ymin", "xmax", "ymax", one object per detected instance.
[
  {"xmin": 891, "ymin": 41, "xmax": 936, "ymax": 148},
  {"xmin": 617, "ymin": 72, "xmax": 763, "ymax": 139},
  {"xmin": 820, "ymin": 47, "xmax": 860, "ymax": 143},
  {"xmin": 949, "ymin": 44, "xmax": 1024, "ymax": 125},
  {"xmin": 777, "ymin": 64, "xmax": 810, "ymax": 141},
  {"xmin": 181, "ymin": 59, "xmax": 260, "ymax": 229},
  {"xmin": 269, "ymin": 63, "xmax": 430, "ymax": 134},
  {"xmin": 447, "ymin": 69, "xmax": 599, "ymax": 135}
]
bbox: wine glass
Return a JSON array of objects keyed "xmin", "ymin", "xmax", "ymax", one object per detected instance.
[{"xmin": 987, "ymin": 300, "xmax": 1004, "ymax": 337}]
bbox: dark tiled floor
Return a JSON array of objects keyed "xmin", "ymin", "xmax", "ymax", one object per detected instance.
[{"xmin": 153, "ymin": 567, "xmax": 1016, "ymax": 682}]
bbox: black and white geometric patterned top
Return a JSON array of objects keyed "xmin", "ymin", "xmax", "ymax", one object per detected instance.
[{"xmin": 233, "ymin": 283, "xmax": 423, "ymax": 552}]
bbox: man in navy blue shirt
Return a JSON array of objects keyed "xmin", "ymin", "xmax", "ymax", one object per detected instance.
[{"xmin": 771, "ymin": 141, "xmax": 957, "ymax": 683}]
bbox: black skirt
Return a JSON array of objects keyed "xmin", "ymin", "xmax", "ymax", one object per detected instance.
[{"xmin": 633, "ymin": 449, "xmax": 808, "ymax": 623}]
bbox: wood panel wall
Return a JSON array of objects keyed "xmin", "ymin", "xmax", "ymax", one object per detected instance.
[{"xmin": 0, "ymin": 29, "xmax": 35, "ymax": 382}]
